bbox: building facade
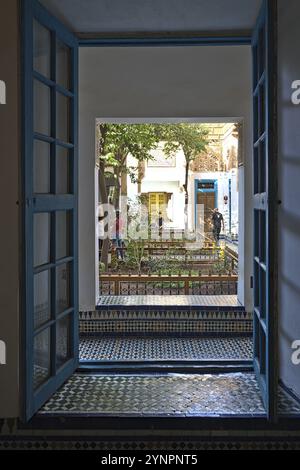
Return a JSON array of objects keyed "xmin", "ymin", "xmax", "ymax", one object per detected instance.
[{"xmin": 126, "ymin": 123, "xmax": 239, "ymax": 238}]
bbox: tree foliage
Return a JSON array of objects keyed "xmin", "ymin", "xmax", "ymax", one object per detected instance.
[
  {"xmin": 161, "ymin": 124, "xmax": 208, "ymax": 164},
  {"xmin": 159, "ymin": 124, "xmax": 209, "ymax": 229},
  {"xmin": 97, "ymin": 122, "xmax": 208, "ymax": 212},
  {"xmin": 97, "ymin": 123, "xmax": 163, "ymax": 181}
]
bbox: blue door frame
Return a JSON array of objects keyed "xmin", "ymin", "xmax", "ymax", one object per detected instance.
[
  {"xmin": 22, "ymin": 0, "xmax": 78, "ymax": 421},
  {"xmin": 252, "ymin": 0, "xmax": 278, "ymax": 421},
  {"xmin": 20, "ymin": 0, "xmax": 277, "ymax": 421}
]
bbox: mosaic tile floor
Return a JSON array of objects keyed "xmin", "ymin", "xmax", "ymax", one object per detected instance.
[
  {"xmin": 39, "ymin": 372, "xmax": 300, "ymax": 416},
  {"xmin": 79, "ymin": 335, "xmax": 253, "ymax": 361},
  {"xmin": 97, "ymin": 295, "xmax": 241, "ymax": 307}
]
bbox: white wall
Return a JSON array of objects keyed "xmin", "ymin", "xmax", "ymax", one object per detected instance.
[
  {"xmin": 277, "ymin": 0, "xmax": 300, "ymax": 398},
  {"xmin": 0, "ymin": 0, "xmax": 20, "ymax": 418},
  {"xmin": 79, "ymin": 45, "xmax": 253, "ymax": 310},
  {"xmin": 230, "ymin": 169, "xmax": 239, "ymax": 236},
  {"xmin": 143, "ymin": 147, "xmax": 186, "ymax": 185},
  {"xmin": 127, "ymin": 146, "xmax": 187, "ymax": 229}
]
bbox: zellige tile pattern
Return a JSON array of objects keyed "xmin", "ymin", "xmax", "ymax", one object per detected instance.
[
  {"xmin": 79, "ymin": 335, "xmax": 253, "ymax": 361},
  {"xmin": 97, "ymin": 295, "xmax": 242, "ymax": 307},
  {"xmin": 80, "ymin": 296, "xmax": 251, "ymax": 335},
  {"xmin": 39, "ymin": 373, "xmax": 300, "ymax": 417},
  {"xmin": 40, "ymin": 373, "xmax": 266, "ymax": 416}
]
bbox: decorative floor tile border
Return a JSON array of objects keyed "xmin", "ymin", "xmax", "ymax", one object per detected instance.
[
  {"xmin": 80, "ymin": 309, "xmax": 251, "ymax": 321},
  {"xmin": 79, "ymin": 320, "xmax": 253, "ymax": 335},
  {"xmin": 79, "ymin": 308, "xmax": 253, "ymax": 335},
  {"xmin": 1, "ymin": 438, "xmax": 300, "ymax": 450}
]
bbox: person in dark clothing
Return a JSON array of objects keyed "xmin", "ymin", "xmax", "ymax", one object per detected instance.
[
  {"xmin": 158, "ymin": 212, "xmax": 164, "ymax": 238},
  {"xmin": 211, "ymin": 208, "xmax": 224, "ymax": 243},
  {"xmin": 115, "ymin": 210, "xmax": 125, "ymax": 260}
]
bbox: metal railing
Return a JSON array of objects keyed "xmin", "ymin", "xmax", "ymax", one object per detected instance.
[
  {"xmin": 224, "ymin": 246, "xmax": 238, "ymax": 274},
  {"xmin": 99, "ymin": 273, "xmax": 238, "ymax": 296}
]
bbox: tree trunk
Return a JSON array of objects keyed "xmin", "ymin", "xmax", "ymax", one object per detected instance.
[
  {"xmin": 98, "ymin": 162, "xmax": 110, "ymax": 270},
  {"xmin": 137, "ymin": 161, "xmax": 145, "ymax": 194},
  {"xmin": 97, "ymin": 124, "xmax": 110, "ymax": 270},
  {"xmin": 113, "ymin": 173, "xmax": 121, "ymax": 210},
  {"xmin": 121, "ymin": 169, "xmax": 128, "ymax": 196},
  {"xmin": 184, "ymin": 160, "xmax": 189, "ymax": 232},
  {"xmin": 113, "ymin": 152, "xmax": 127, "ymax": 210}
]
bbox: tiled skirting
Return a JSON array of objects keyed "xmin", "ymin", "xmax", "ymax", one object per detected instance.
[{"xmin": 79, "ymin": 309, "xmax": 252, "ymax": 335}]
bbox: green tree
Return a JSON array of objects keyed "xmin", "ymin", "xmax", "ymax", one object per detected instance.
[
  {"xmin": 97, "ymin": 124, "xmax": 110, "ymax": 270},
  {"xmin": 97, "ymin": 123, "xmax": 164, "ymax": 209},
  {"xmin": 125, "ymin": 240, "xmax": 146, "ymax": 275},
  {"xmin": 161, "ymin": 124, "xmax": 208, "ymax": 230},
  {"xmin": 97, "ymin": 122, "xmax": 208, "ymax": 260}
]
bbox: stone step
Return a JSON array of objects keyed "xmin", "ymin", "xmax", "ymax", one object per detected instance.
[
  {"xmin": 79, "ymin": 335, "xmax": 253, "ymax": 362},
  {"xmin": 79, "ymin": 295, "xmax": 252, "ymax": 335}
]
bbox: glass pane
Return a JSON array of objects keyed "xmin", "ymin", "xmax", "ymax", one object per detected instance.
[
  {"xmin": 259, "ymin": 84, "xmax": 265, "ymax": 136},
  {"xmin": 258, "ymin": 26, "xmax": 265, "ymax": 79},
  {"xmin": 33, "ymin": 20, "xmax": 51, "ymax": 78},
  {"xmin": 253, "ymin": 45, "xmax": 258, "ymax": 88},
  {"xmin": 254, "ymin": 210, "xmax": 259, "ymax": 259},
  {"xmin": 33, "ymin": 328, "xmax": 50, "ymax": 390},
  {"xmin": 260, "ymin": 143, "xmax": 266, "ymax": 193},
  {"xmin": 260, "ymin": 211, "xmax": 266, "ymax": 263},
  {"xmin": 253, "ymin": 147, "xmax": 259, "ymax": 195},
  {"xmin": 56, "ymin": 262, "xmax": 71, "ymax": 314},
  {"xmin": 253, "ymin": 314, "xmax": 259, "ymax": 360},
  {"xmin": 34, "ymin": 140, "xmax": 51, "ymax": 193},
  {"xmin": 253, "ymin": 95, "xmax": 258, "ymax": 142},
  {"xmin": 56, "ymin": 315, "xmax": 71, "ymax": 369},
  {"xmin": 259, "ymin": 327, "xmax": 266, "ymax": 374},
  {"xmin": 260, "ymin": 268, "xmax": 266, "ymax": 319},
  {"xmin": 56, "ymin": 39, "xmax": 70, "ymax": 90},
  {"xmin": 34, "ymin": 270, "xmax": 51, "ymax": 329},
  {"xmin": 56, "ymin": 146, "xmax": 70, "ymax": 193},
  {"xmin": 56, "ymin": 211, "xmax": 71, "ymax": 259},
  {"xmin": 34, "ymin": 80, "xmax": 51, "ymax": 136},
  {"xmin": 254, "ymin": 261, "xmax": 260, "ymax": 309},
  {"xmin": 34, "ymin": 213, "xmax": 50, "ymax": 267},
  {"xmin": 56, "ymin": 93, "xmax": 70, "ymax": 142}
]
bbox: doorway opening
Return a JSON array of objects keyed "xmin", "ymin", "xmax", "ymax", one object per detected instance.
[
  {"xmin": 78, "ymin": 121, "xmax": 250, "ymax": 366},
  {"xmin": 23, "ymin": 0, "xmax": 300, "ymax": 422}
]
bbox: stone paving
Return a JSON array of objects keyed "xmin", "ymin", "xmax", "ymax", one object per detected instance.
[
  {"xmin": 97, "ymin": 295, "xmax": 242, "ymax": 308},
  {"xmin": 40, "ymin": 372, "xmax": 300, "ymax": 416}
]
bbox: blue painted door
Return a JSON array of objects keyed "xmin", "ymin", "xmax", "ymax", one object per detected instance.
[
  {"xmin": 22, "ymin": 0, "xmax": 78, "ymax": 420},
  {"xmin": 252, "ymin": 0, "xmax": 277, "ymax": 419},
  {"xmin": 195, "ymin": 179, "xmax": 218, "ymax": 235}
]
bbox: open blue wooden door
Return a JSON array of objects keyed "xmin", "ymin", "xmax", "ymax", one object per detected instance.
[
  {"xmin": 22, "ymin": 0, "xmax": 78, "ymax": 420},
  {"xmin": 252, "ymin": 0, "xmax": 278, "ymax": 420}
]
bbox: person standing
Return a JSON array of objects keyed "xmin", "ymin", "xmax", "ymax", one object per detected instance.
[
  {"xmin": 115, "ymin": 210, "xmax": 125, "ymax": 260},
  {"xmin": 158, "ymin": 211, "xmax": 164, "ymax": 238},
  {"xmin": 211, "ymin": 208, "xmax": 224, "ymax": 243}
]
